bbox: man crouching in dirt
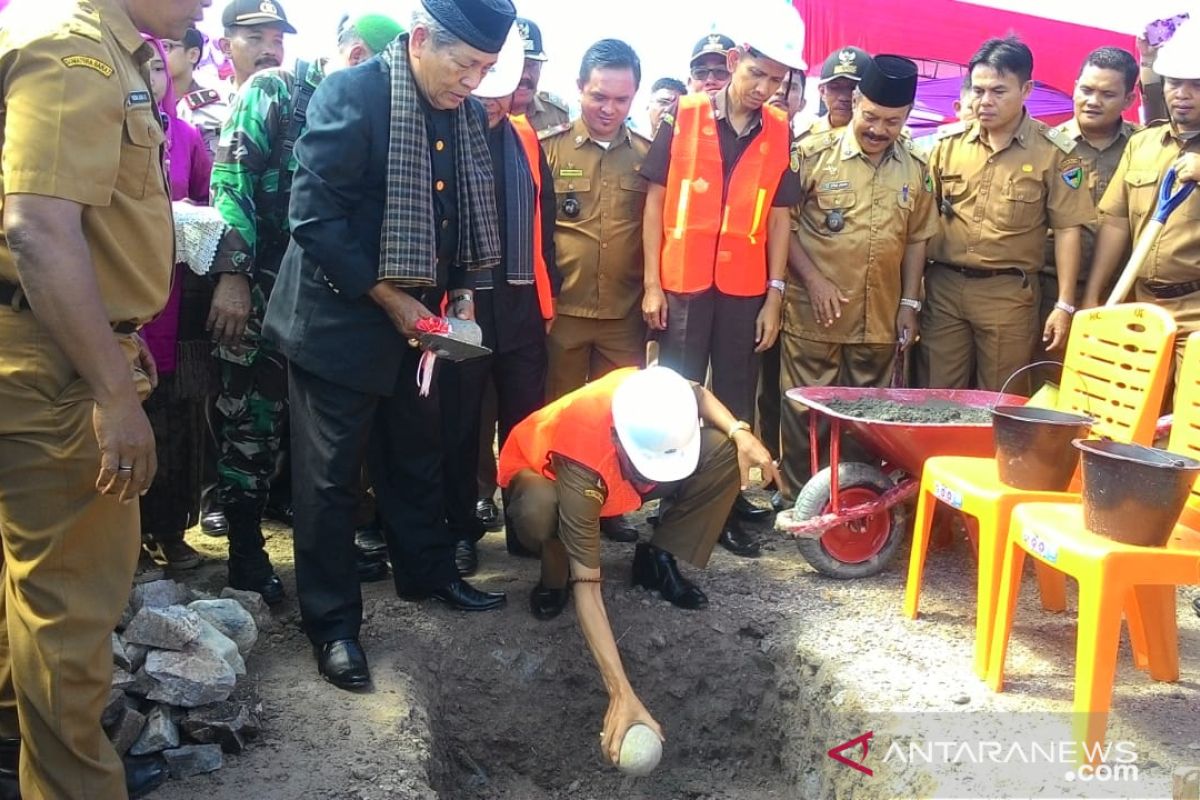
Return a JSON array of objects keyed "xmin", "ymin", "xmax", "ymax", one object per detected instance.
[{"xmin": 497, "ymin": 364, "xmax": 780, "ymax": 761}]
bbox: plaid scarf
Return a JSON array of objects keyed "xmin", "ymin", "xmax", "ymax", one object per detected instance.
[
  {"xmin": 379, "ymin": 36, "xmax": 501, "ymax": 285},
  {"xmin": 501, "ymin": 121, "xmax": 535, "ymax": 285}
]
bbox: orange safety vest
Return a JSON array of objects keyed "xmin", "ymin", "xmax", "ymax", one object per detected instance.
[
  {"xmin": 497, "ymin": 368, "xmax": 644, "ymax": 517},
  {"xmin": 510, "ymin": 115, "xmax": 555, "ymax": 321},
  {"xmin": 659, "ymin": 93, "xmax": 790, "ymax": 297}
]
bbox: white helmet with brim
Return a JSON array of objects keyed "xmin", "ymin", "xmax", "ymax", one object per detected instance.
[
  {"xmin": 611, "ymin": 367, "xmax": 701, "ymax": 483},
  {"xmin": 1156, "ymin": 19, "xmax": 1200, "ymax": 81},
  {"xmin": 731, "ymin": 1, "xmax": 808, "ymax": 71}
]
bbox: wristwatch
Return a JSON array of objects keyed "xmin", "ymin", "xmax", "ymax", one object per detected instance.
[
  {"xmin": 767, "ymin": 279, "xmax": 787, "ymax": 294},
  {"xmin": 899, "ymin": 297, "xmax": 922, "ymax": 312},
  {"xmin": 726, "ymin": 420, "xmax": 752, "ymax": 440}
]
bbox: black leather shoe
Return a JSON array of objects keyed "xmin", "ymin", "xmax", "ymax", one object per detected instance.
[
  {"xmin": 200, "ymin": 509, "xmax": 228, "ymax": 538},
  {"xmin": 733, "ymin": 493, "xmax": 773, "ymax": 522},
  {"xmin": 315, "ymin": 639, "xmax": 371, "ymax": 691},
  {"xmin": 718, "ymin": 521, "xmax": 762, "ymax": 558},
  {"xmin": 354, "ymin": 523, "xmax": 388, "ymax": 561},
  {"xmin": 529, "ymin": 582, "xmax": 569, "ymax": 620},
  {"xmin": 357, "ymin": 555, "xmax": 388, "ymax": 583},
  {"xmin": 401, "ymin": 578, "xmax": 506, "ymax": 611},
  {"xmin": 263, "ymin": 503, "xmax": 294, "ymax": 527},
  {"xmin": 455, "ymin": 539, "xmax": 478, "ymax": 577},
  {"xmin": 631, "ymin": 542, "xmax": 708, "ymax": 609},
  {"xmin": 475, "ymin": 498, "xmax": 504, "ymax": 532},
  {"xmin": 600, "ymin": 515, "xmax": 639, "ymax": 543},
  {"xmin": 770, "ymin": 490, "xmax": 787, "ymax": 512},
  {"xmin": 229, "ymin": 570, "xmax": 285, "ymax": 606},
  {"xmin": 124, "ymin": 755, "xmax": 168, "ymax": 798}
]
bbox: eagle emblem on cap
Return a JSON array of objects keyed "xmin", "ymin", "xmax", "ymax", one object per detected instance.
[
  {"xmin": 707, "ymin": 33, "xmax": 723, "ymax": 46},
  {"xmin": 517, "ymin": 20, "xmax": 532, "ymax": 43},
  {"xmin": 838, "ymin": 49, "xmax": 857, "ymax": 65},
  {"xmin": 259, "ymin": 0, "xmax": 278, "ymax": 13}
]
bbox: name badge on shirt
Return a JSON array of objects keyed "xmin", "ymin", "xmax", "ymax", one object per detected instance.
[
  {"xmin": 560, "ymin": 168, "xmax": 585, "ymax": 178},
  {"xmin": 126, "ymin": 90, "xmax": 152, "ymax": 108}
]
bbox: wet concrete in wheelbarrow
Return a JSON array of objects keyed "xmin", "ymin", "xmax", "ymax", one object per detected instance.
[{"xmin": 822, "ymin": 397, "xmax": 996, "ymax": 425}]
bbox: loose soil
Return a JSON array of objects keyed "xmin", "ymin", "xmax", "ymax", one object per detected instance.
[
  {"xmin": 152, "ymin": 498, "xmax": 1200, "ymax": 800},
  {"xmin": 823, "ymin": 397, "xmax": 994, "ymax": 424}
]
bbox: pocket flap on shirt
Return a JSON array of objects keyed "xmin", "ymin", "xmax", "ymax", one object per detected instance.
[
  {"xmin": 554, "ymin": 177, "xmax": 592, "ymax": 194},
  {"xmin": 1123, "ymin": 170, "xmax": 1159, "ymax": 188},
  {"xmin": 618, "ymin": 174, "xmax": 648, "ymax": 192},
  {"xmin": 125, "ymin": 111, "xmax": 164, "ymax": 148},
  {"xmin": 816, "ymin": 190, "xmax": 856, "ymax": 210}
]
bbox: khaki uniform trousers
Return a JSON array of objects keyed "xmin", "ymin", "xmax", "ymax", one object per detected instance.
[
  {"xmin": 779, "ymin": 332, "xmax": 895, "ymax": 502},
  {"xmin": 506, "ymin": 429, "xmax": 739, "ymax": 569},
  {"xmin": 917, "ymin": 265, "xmax": 1041, "ymax": 393},
  {"xmin": 545, "ymin": 314, "xmax": 645, "ymax": 402},
  {"xmin": 0, "ymin": 309, "xmax": 147, "ymax": 799},
  {"xmin": 1134, "ymin": 284, "xmax": 1200, "ymax": 411}
]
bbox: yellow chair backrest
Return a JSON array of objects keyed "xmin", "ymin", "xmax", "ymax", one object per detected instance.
[
  {"xmin": 1167, "ymin": 332, "xmax": 1200, "ymax": 526},
  {"xmin": 1057, "ymin": 303, "xmax": 1177, "ymax": 445}
]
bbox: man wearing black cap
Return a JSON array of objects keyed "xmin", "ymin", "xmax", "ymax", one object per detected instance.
[
  {"xmin": 688, "ymin": 33, "xmax": 735, "ymax": 96},
  {"xmin": 218, "ymin": 0, "xmax": 294, "ymax": 88},
  {"xmin": 779, "ymin": 55, "xmax": 938, "ymax": 500},
  {"xmin": 800, "ymin": 45, "xmax": 869, "ymax": 138},
  {"xmin": 264, "ymin": 0, "xmax": 515, "ymax": 691},
  {"xmin": 511, "ymin": 17, "xmax": 569, "ymax": 133}
]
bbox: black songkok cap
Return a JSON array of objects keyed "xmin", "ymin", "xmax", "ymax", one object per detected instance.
[
  {"xmin": 859, "ymin": 54, "xmax": 919, "ymax": 108},
  {"xmin": 420, "ymin": 0, "xmax": 517, "ymax": 55}
]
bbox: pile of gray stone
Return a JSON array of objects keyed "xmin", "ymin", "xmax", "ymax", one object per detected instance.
[{"xmin": 106, "ymin": 579, "xmax": 271, "ymax": 781}]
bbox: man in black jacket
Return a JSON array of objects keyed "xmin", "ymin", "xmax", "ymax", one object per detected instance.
[{"xmin": 263, "ymin": 0, "xmax": 515, "ymax": 691}]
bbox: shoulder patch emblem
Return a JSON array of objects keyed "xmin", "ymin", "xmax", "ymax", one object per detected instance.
[
  {"xmin": 1061, "ymin": 165, "xmax": 1084, "ymax": 190},
  {"xmin": 1043, "ymin": 126, "xmax": 1077, "ymax": 154},
  {"xmin": 924, "ymin": 173, "xmax": 934, "ymax": 193},
  {"xmin": 537, "ymin": 122, "xmax": 572, "ymax": 141},
  {"xmin": 61, "ymin": 55, "xmax": 113, "ymax": 77},
  {"xmin": 790, "ymin": 149, "xmax": 801, "ymax": 173}
]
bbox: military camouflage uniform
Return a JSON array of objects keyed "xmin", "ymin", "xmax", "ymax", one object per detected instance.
[{"xmin": 209, "ymin": 59, "xmax": 324, "ymax": 573}]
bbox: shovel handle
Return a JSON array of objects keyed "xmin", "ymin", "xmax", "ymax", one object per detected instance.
[{"xmin": 1106, "ymin": 168, "xmax": 1195, "ymax": 306}]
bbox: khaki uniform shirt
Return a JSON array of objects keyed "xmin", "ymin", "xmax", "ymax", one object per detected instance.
[
  {"xmin": 0, "ymin": 0, "xmax": 173, "ymax": 324},
  {"xmin": 928, "ymin": 113, "xmax": 1096, "ymax": 272},
  {"xmin": 525, "ymin": 92, "xmax": 570, "ymax": 134},
  {"xmin": 786, "ymin": 128, "xmax": 938, "ymax": 344},
  {"xmin": 1099, "ymin": 123, "xmax": 1200, "ymax": 332},
  {"xmin": 540, "ymin": 119, "xmax": 650, "ymax": 320},
  {"xmin": 1043, "ymin": 117, "xmax": 1138, "ymax": 279}
]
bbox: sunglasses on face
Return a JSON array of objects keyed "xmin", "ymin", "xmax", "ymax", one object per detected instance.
[{"xmin": 691, "ymin": 67, "xmax": 731, "ymax": 82}]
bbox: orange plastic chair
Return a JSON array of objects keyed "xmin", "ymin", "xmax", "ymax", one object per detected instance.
[
  {"xmin": 903, "ymin": 304, "xmax": 1177, "ymax": 679},
  {"xmin": 986, "ymin": 332, "xmax": 1200, "ymax": 763}
]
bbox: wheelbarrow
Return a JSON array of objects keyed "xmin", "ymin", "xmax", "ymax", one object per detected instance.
[{"xmin": 775, "ymin": 387, "xmax": 1025, "ymax": 579}]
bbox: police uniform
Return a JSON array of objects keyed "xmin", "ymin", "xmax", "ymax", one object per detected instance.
[
  {"xmin": 1098, "ymin": 121, "xmax": 1200, "ymax": 374},
  {"xmin": 0, "ymin": 0, "xmax": 172, "ymax": 794},
  {"xmin": 540, "ymin": 118, "xmax": 651, "ymax": 401},
  {"xmin": 919, "ymin": 113, "xmax": 1096, "ymax": 391},
  {"xmin": 780, "ymin": 124, "xmax": 938, "ymax": 494},
  {"xmin": 177, "ymin": 81, "xmax": 233, "ymax": 158}
]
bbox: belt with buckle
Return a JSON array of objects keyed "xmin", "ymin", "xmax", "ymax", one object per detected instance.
[
  {"xmin": 1, "ymin": 281, "xmax": 139, "ymax": 334},
  {"xmin": 1142, "ymin": 279, "xmax": 1200, "ymax": 300}
]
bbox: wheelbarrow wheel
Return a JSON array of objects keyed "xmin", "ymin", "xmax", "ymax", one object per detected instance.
[{"xmin": 794, "ymin": 462, "xmax": 906, "ymax": 579}]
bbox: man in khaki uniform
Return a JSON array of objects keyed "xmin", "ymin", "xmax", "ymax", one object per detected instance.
[
  {"xmin": 921, "ymin": 36, "xmax": 1095, "ymax": 392},
  {"xmin": 512, "ymin": 17, "xmax": 569, "ymax": 132},
  {"xmin": 780, "ymin": 55, "xmax": 938, "ymax": 497},
  {"xmin": 1038, "ymin": 48, "xmax": 1139, "ymax": 362},
  {"xmin": 542, "ymin": 39, "xmax": 650, "ymax": 402},
  {"xmin": 0, "ymin": 0, "xmax": 207, "ymax": 795},
  {"xmin": 1083, "ymin": 24, "xmax": 1200, "ymax": 380}
]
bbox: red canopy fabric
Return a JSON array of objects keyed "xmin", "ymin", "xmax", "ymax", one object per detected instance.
[{"xmin": 794, "ymin": 0, "xmax": 1134, "ymax": 100}]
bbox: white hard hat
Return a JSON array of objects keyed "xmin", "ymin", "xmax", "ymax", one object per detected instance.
[
  {"xmin": 731, "ymin": 1, "xmax": 808, "ymax": 71},
  {"xmin": 611, "ymin": 367, "xmax": 701, "ymax": 483},
  {"xmin": 1156, "ymin": 19, "xmax": 1200, "ymax": 81},
  {"xmin": 473, "ymin": 25, "xmax": 525, "ymax": 99}
]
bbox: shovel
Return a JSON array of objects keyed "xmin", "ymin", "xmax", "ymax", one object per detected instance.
[
  {"xmin": 1106, "ymin": 166, "xmax": 1195, "ymax": 305},
  {"xmin": 1033, "ymin": 167, "xmax": 1194, "ymax": 408}
]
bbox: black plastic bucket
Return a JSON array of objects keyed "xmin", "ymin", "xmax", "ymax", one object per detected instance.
[
  {"xmin": 1074, "ymin": 439, "xmax": 1200, "ymax": 547},
  {"xmin": 992, "ymin": 406, "xmax": 1093, "ymax": 491}
]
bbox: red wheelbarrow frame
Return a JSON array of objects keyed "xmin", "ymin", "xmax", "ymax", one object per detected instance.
[{"xmin": 776, "ymin": 387, "xmax": 1026, "ymax": 541}]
